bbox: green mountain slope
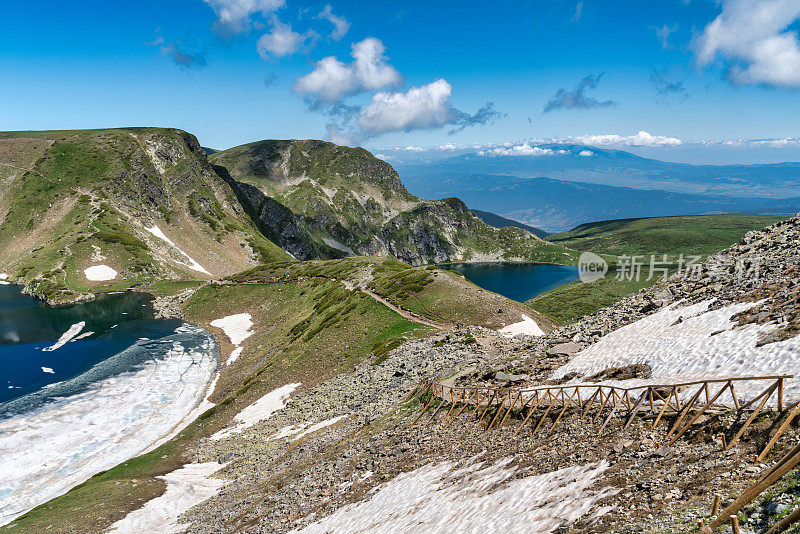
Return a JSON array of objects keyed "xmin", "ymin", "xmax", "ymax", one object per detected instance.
[
  {"xmin": 546, "ymin": 214, "xmax": 788, "ymax": 257},
  {"xmin": 210, "ymin": 139, "xmax": 578, "ymax": 265},
  {"xmin": 531, "ymin": 214, "xmax": 789, "ymax": 323},
  {"xmin": 0, "ymin": 128, "xmax": 289, "ymax": 303}
]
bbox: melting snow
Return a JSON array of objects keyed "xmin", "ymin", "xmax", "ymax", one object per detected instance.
[
  {"xmin": 210, "ymin": 313, "xmax": 253, "ymax": 366},
  {"xmin": 292, "ymin": 459, "xmax": 615, "ymax": 533},
  {"xmin": 42, "ymin": 321, "xmax": 85, "ymax": 351},
  {"xmin": 552, "ymin": 300, "xmax": 800, "ymax": 405},
  {"xmin": 108, "ymin": 462, "xmax": 226, "ymax": 534},
  {"xmin": 291, "ymin": 415, "xmax": 349, "ymax": 441},
  {"xmin": 500, "ymin": 314, "xmax": 545, "ymax": 337},
  {"xmin": 145, "ymin": 225, "xmax": 212, "ymax": 276},
  {"xmin": 41, "ymin": 367, "xmax": 54, "ymax": 374},
  {"xmin": 210, "ymin": 382, "xmax": 301, "ymax": 441},
  {"xmin": 84, "ymin": 265, "xmax": 118, "ymax": 281},
  {"xmin": 0, "ymin": 273, "xmax": 9, "ymax": 285},
  {"xmin": 210, "ymin": 314, "xmax": 253, "ymax": 347},
  {"xmin": 0, "ymin": 325, "xmax": 217, "ymax": 526}
]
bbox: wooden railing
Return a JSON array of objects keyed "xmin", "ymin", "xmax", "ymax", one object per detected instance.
[{"xmin": 409, "ymin": 375, "xmax": 795, "ymax": 455}]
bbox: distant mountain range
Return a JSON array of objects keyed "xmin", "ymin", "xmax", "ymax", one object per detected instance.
[{"xmin": 397, "ymin": 145, "xmax": 800, "ymax": 231}]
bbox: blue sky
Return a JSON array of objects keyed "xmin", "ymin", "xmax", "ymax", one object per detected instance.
[{"xmin": 2, "ymin": 0, "xmax": 800, "ymax": 163}]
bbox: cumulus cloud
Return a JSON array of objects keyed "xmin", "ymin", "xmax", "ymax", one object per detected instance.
[
  {"xmin": 148, "ymin": 37, "xmax": 208, "ymax": 70},
  {"xmin": 358, "ymin": 79, "xmax": 459, "ymax": 135},
  {"xmin": 650, "ymin": 68, "xmax": 689, "ymax": 100},
  {"xmin": 357, "ymin": 80, "xmax": 503, "ymax": 139},
  {"xmin": 257, "ymin": 17, "xmax": 315, "ymax": 58},
  {"xmin": 653, "ymin": 23, "xmax": 679, "ymax": 50},
  {"xmin": 204, "ymin": 0, "xmax": 285, "ymax": 37},
  {"xmin": 293, "ymin": 37, "xmax": 402, "ymax": 106},
  {"xmin": 543, "ymin": 74, "xmax": 616, "ymax": 112},
  {"xmin": 578, "ymin": 149, "xmax": 594, "ymax": 156},
  {"xmin": 480, "ymin": 144, "xmax": 556, "ymax": 157},
  {"xmin": 695, "ymin": 0, "xmax": 800, "ymax": 89},
  {"xmin": 569, "ymin": 130, "xmax": 683, "ymax": 147},
  {"xmin": 317, "ymin": 5, "xmax": 350, "ymax": 41}
]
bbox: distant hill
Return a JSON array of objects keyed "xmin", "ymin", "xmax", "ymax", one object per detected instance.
[
  {"xmin": 470, "ymin": 209, "xmax": 549, "ymax": 238},
  {"xmin": 546, "ymin": 214, "xmax": 789, "ymax": 257},
  {"xmin": 398, "ymin": 172, "xmax": 800, "ymax": 232},
  {"xmin": 398, "ymin": 146, "xmax": 800, "ymax": 231}
]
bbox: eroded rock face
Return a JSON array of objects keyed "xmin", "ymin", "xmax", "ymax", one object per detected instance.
[{"xmin": 210, "ymin": 140, "xmax": 564, "ymax": 266}]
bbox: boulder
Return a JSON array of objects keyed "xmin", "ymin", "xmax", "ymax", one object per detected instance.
[{"xmin": 546, "ymin": 341, "xmax": 581, "ymax": 357}]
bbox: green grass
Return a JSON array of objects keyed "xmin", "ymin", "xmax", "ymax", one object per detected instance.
[
  {"xmin": 528, "ymin": 267, "xmax": 674, "ymax": 324},
  {"xmin": 530, "ymin": 214, "xmax": 788, "ymax": 323},
  {"xmin": 547, "ymin": 214, "xmax": 788, "ymax": 257}
]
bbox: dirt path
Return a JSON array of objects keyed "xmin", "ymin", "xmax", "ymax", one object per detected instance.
[{"xmin": 359, "ymin": 288, "xmax": 445, "ymax": 330}]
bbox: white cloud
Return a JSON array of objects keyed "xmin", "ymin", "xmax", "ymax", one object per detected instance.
[
  {"xmin": 696, "ymin": 0, "xmax": 800, "ymax": 89},
  {"xmin": 358, "ymin": 79, "xmax": 458, "ymax": 135},
  {"xmin": 317, "ymin": 5, "xmax": 350, "ymax": 41},
  {"xmin": 373, "ymin": 153, "xmax": 398, "ymax": 162},
  {"xmin": 578, "ymin": 149, "xmax": 594, "ymax": 156},
  {"xmin": 293, "ymin": 37, "xmax": 402, "ymax": 105},
  {"xmin": 204, "ymin": 0, "xmax": 285, "ymax": 36},
  {"xmin": 439, "ymin": 143, "xmax": 461, "ymax": 150},
  {"xmin": 480, "ymin": 143, "xmax": 555, "ymax": 157},
  {"xmin": 569, "ymin": 130, "xmax": 683, "ymax": 147},
  {"xmin": 403, "ymin": 146, "xmax": 423, "ymax": 151},
  {"xmin": 257, "ymin": 18, "xmax": 315, "ymax": 58}
]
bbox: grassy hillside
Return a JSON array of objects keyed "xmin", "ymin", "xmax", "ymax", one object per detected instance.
[
  {"xmin": 546, "ymin": 214, "xmax": 788, "ymax": 257},
  {"xmin": 211, "ymin": 139, "xmax": 578, "ymax": 266},
  {"xmin": 228, "ymin": 257, "xmax": 556, "ymax": 331},
  {"xmin": 0, "ymin": 128, "xmax": 289, "ymax": 303},
  {"xmin": 2, "ymin": 256, "xmax": 549, "ymax": 533},
  {"xmin": 531, "ymin": 214, "xmax": 788, "ymax": 323}
]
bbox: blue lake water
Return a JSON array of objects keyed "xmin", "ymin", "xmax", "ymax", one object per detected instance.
[
  {"xmin": 0, "ymin": 285, "xmax": 183, "ymax": 406},
  {"xmin": 439, "ymin": 263, "xmax": 579, "ymax": 302},
  {"xmin": 0, "ymin": 284, "xmax": 219, "ymax": 525}
]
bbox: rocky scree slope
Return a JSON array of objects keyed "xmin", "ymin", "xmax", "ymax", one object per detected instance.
[
  {"xmin": 210, "ymin": 139, "xmax": 577, "ymax": 265},
  {"xmin": 0, "ymin": 128, "xmax": 289, "ymax": 303}
]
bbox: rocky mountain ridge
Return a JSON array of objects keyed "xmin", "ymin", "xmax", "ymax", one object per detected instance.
[{"xmin": 210, "ymin": 139, "xmax": 577, "ymax": 265}]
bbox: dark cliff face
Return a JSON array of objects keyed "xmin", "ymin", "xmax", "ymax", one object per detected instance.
[
  {"xmin": 209, "ymin": 139, "xmax": 568, "ymax": 266},
  {"xmin": 212, "ymin": 164, "xmax": 319, "ymax": 261}
]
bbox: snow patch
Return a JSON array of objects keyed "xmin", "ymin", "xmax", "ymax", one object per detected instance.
[
  {"xmin": 0, "ymin": 273, "xmax": 9, "ymax": 285},
  {"xmin": 210, "ymin": 313, "xmax": 253, "ymax": 366},
  {"xmin": 270, "ymin": 423, "xmax": 310, "ymax": 440},
  {"xmin": 291, "ymin": 415, "xmax": 349, "ymax": 441},
  {"xmin": 84, "ymin": 265, "xmax": 117, "ymax": 281},
  {"xmin": 210, "ymin": 313, "xmax": 253, "ymax": 346},
  {"xmin": 41, "ymin": 367, "xmax": 54, "ymax": 374},
  {"xmin": 552, "ymin": 300, "xmax": 800, "ymax": 405},
  {"xmin": 293, "ymin": 459, "xmax": 615, "ymax": 533},
  {"xmin": 227, "ymin": 347, "xmax": 243, "ymax": 366},
  {"xmin": 145, "ymin": 225, "xmax": 212, "ymax": 276},
  {"xmin": 499, "ymin": 314, "xmax": 545, "ymax": 337},
  {"xmin": 210, "ymin": 382, "xmax": 301, "ymax": 441},
  {"xmin": 108, "ymin": 462, "xmax": 226, "ymax": 534},
  {"xmin": 42, "ymin": 321, "xmax": 85, "ymax": 351}
]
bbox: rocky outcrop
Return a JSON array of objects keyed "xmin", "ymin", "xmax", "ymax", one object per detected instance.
[{"xmin": 211, "ymin": 140, "xmax": 577, "ymax": 266}]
